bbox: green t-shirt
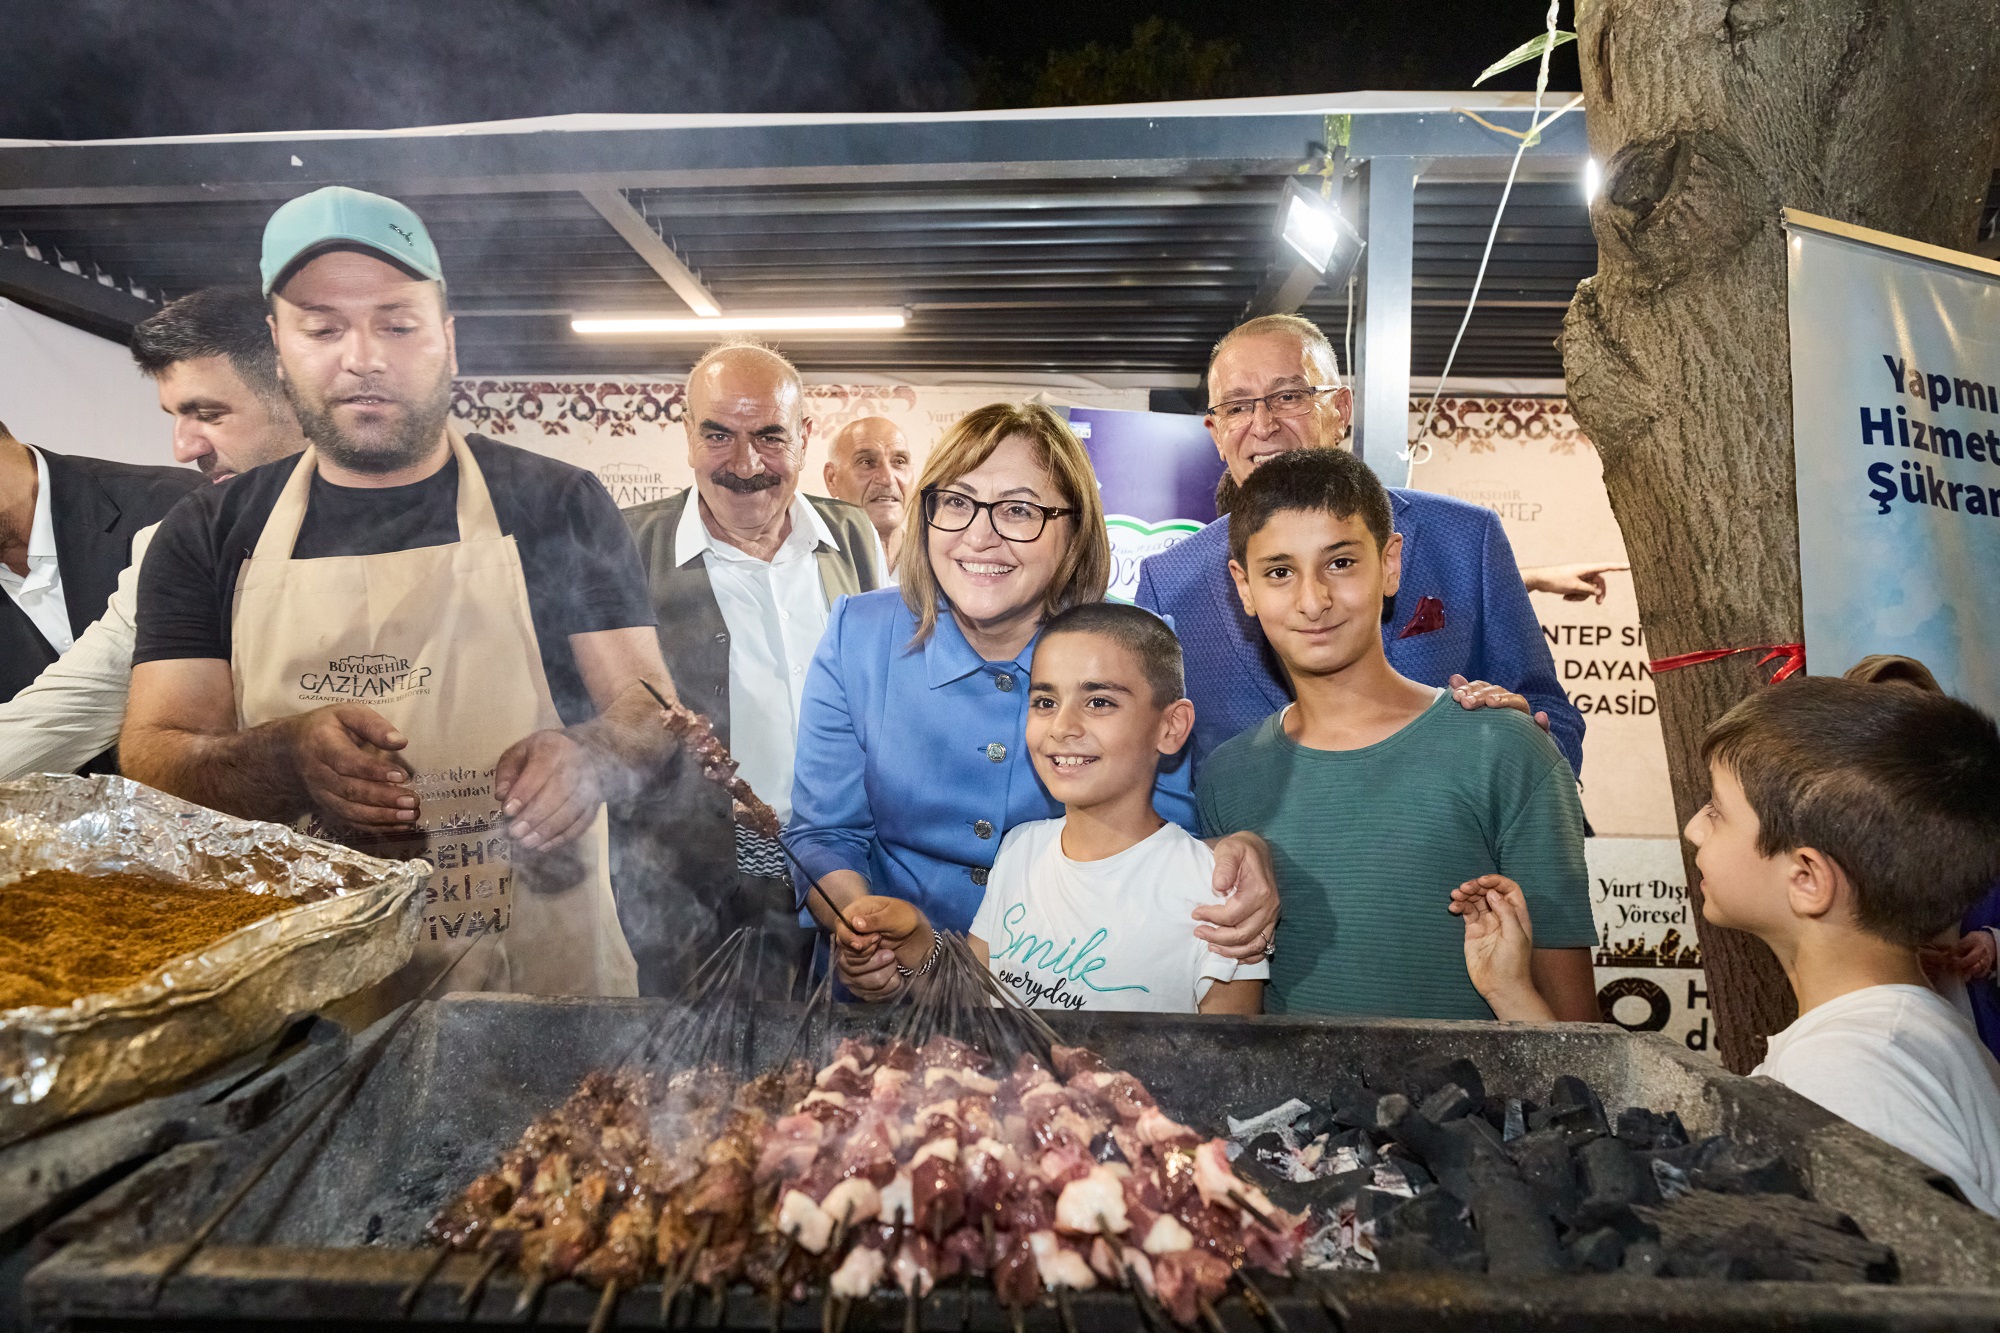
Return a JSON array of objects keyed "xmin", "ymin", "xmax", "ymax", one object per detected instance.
[{"xmin": 1197, "ymin": 692, "xmax": 1593, "ymax": 1019}]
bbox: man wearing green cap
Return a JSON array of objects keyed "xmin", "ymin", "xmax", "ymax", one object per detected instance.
[{"xmin": 122, "ymin": 187, "xmax": 675, "ymax": 1000}]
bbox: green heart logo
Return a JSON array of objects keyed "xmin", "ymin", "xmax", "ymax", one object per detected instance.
[{"xmin": 1105, "ymin": 515, "xmax": 1205, "ymax": 601}]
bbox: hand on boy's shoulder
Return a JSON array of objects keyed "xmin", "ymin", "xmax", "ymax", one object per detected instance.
[{"xmin": 1448, "ymin": 675, "xmax": 1551, "ymax": 733}]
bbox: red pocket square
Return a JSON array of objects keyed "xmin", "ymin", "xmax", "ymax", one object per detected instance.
[{"xmin": 1396, "ymin": 595, "xmax": 1446, "ymax": 639}]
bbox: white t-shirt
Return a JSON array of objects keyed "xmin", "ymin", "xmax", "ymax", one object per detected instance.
[
  {"xmin": 969, "ymin": 817, "xmax": 1267, "ymax": 1014},
  {"xmin": 1753, "ymin": 984, "xmax": 2000, "ymax": 1216}
]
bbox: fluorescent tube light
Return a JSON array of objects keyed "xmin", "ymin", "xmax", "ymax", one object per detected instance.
[{"xmin": 571, "ymin": 310, "xmax": 906, "ymax": 335}]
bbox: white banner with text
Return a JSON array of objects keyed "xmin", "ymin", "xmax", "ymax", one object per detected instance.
[{"xmin": 1787, "ymin": 211, "xmax": 2000, "ymax": 711}]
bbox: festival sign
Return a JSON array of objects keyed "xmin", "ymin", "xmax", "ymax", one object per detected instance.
[
  {"xmin": 1786, "ymin": 210, "xmax": 2000, "ymax": 713},
  {"xmin": 1585, "ymin": 837, "xmax": 1714, "ymax": 1058}
]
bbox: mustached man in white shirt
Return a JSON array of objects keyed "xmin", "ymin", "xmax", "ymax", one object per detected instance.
[
  {"xmin": 0, "ymin": 290, "xmax": 308, "ymax": 780},
  {"xmin": 838, "ymin": 602, "xmax": 1267, "ymax": 1014},
  {"xmin": 618, "ymin": 341, "xmax": 886, "ymax": 996},
  {"xmin": 1684, "ymin": 679, "xmax": 2000, "ymax": 1216}
]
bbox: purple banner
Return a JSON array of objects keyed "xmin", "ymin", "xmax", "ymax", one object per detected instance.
[{"xmin": 1068, "ymin": 408, "xmax": 1226, "ymax": 600}]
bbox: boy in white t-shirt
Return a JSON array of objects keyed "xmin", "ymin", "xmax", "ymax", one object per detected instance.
[
  {"xmin": 1467, "ymin": 677, "xmax": 2000, "ymax": 1215},
  {"xmin": 837, "ymin": 603, "xmax": 1265, "ymax": 1014}
]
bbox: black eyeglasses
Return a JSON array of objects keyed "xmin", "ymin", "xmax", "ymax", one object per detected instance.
[
  {"xmin": 1205, "ymin": 385, "xmax": 1342, "ymax": 431},
  {"xmin": 921, "ymin": 488, "xmax": 1077, "ymax": 542}
]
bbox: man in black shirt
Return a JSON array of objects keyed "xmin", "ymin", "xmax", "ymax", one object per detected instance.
[{"xmin": 124, "ymin": 187, "xmax": 674, "ymax": 998}]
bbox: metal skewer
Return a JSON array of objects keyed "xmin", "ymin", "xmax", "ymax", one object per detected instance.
[
  {"xmin": 458, "ymin": 1249, "xmax": 506, "ymax": 1311},
  {"xmin": 588, "ymin": 1278, "xmax": 623, "ymax": 1333},
  {"xmin": 661, "ymin": 1215, "xmax": 713, "ymax": 1321},
  {"xmin": 512, "ymin": 1269, "xmax": 547, "ymax": 1318},
  {"xmin": 1098, "ymin": 1222, "xmax": 1163, "ymax": 1333},
  {"xmin": 1235, "ymin": 1270, "xmax": 1290, "ymax": 1333},
  {"xmin": 1054, "ymin": 1287, "xmax": 1080, "ymax": 1333},
  {"xmin": 146, "ymin": 920, "xmax": 494, "ymax": 1306},
  {"xmin": 397, "ymin": 1244, "xmax": 451, "ymax": 1314}
]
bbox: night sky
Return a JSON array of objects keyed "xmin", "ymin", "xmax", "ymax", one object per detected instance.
[{"xmin": 0, "ymin": 0, "xmax": 1581, "ymax": 141}]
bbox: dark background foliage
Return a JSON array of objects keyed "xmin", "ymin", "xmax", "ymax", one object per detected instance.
[{"xmin": 0, "ymin": 0, "xmax": 1580, "ymax": 140}]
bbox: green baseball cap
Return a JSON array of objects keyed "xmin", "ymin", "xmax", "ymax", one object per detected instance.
[{"xmin": 259, "ymin": 186, "xmax": 445, "ymax": 296}]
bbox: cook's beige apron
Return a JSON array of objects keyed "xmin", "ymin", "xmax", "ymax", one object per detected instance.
[{"xmin": 232, "ymin": 432, "xmax": 637, "ymax": 1000}]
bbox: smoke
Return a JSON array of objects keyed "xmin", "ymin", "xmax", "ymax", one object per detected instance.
[{"xmin": 0, "ymin": 0, "xmax": 970, "ymax": 140}]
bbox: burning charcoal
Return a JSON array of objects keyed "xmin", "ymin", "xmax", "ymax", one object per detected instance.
[
  {"xmin": 1568, "ymin": 1225, "xmax": 1626, "ymax": 1273},
  {"xmin": 1386, "ymin": 1152, "xmax": 1434, "ymax": 1193},
  {"xmin": 1375, "ymin": 1189, "xmax": 1483, "ymax": 1272},
  {"xmin": 1333, "ymin": 1098, "xmax": 1381, "ymax": 1131},
  {"xmin": 1506, "ymin": 1128, "xmax": 1580, "ymax": 1225},
  {"xmin": 1545, "ymin": 1075, "xmax": 1610, "ymax": 1138},
  {"xmin": 1689, "ymin": 1138, "xmax": 1807, "ymax": 1198},
  {"xmin": 1396, "ymin": 1056, "xmax": 1486, "ymax": 1108},
  {"xmin": 1253, "ymin": 1164, "xmax": 1374, "ymax": 1218},
  {"xmin": 1577, "ymin": 1137, "xmax": 1658, "ymax": 1220},
  {"xmin": 1634, "ymin": 1191, "xmax": 1897, "ymax": 1284},
  {"xmin": 1623, "ymin": 1238, "xmax": 1668, "ymax": 1276},
  {"xmin": 1648, "ymin": 1157, "xmax": 1694, "ymax": 1202},
  {"xmin": 1227, "ymin": 1098, "xmax": 1313, "ymax": 1141},
  {"xmin": 1501, "ymin": 1098, "xmax": 1527, "ymax": 1143},
  {"xmin": 1418, "ymin": 1083, "xmax": 1475, "ymax": 1125},
  {"xmin": 1298, "ymin": 1105, "xmax": 1336, "ymax": 1141},
  {"xmin": 1468, "ymin": 1175, "xmax": 1566, "ymax": 1276},
  {"xmin": 1614, "ymin": 1106, "xmax": 1688, "ymax": 1150}
]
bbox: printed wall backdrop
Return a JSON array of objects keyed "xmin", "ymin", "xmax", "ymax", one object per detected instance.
[
  {"xmin": 1404, "ymin": 396, "xmax": 1674, "ymax": 839},
  {"xmin": 448, "ymin": 377, "xmax": 1147, "ymax": 507},
  {"xmin": 1404, "ymin": 396, "xmax": 1708, "ymax": 1057}
]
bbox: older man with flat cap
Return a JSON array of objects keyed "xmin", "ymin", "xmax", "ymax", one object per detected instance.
[
  {"xmin": 619, "ymin": 341, "xmax": 884, "ymax": 996},
  {"xmin": 122, "ymin": 187, "xmax": 676, "ymax": 1001}
]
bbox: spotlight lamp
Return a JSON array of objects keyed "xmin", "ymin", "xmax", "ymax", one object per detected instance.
[{"xmin": 1276, "ymin": 179, "xmax": 1361, "ymax": 277}]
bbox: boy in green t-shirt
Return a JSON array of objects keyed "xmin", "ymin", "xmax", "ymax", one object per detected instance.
[{"xmin": 1197, "ymin": 448, "xmax": 1599, "ymax": 1020}]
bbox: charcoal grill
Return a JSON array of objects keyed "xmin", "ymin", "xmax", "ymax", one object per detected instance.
[{"xmin": 24, "ymin": 995, "xmax": 2000, "ymax": 1331}]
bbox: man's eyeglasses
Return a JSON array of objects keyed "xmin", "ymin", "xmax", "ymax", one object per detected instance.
[
  {"xmin": 1205, "ymin": 386, "xmax": 1341, "ymax": 428},
  {"xmin": 921, "ymin": 488, "xmax": 1077, "ymax": 542}
]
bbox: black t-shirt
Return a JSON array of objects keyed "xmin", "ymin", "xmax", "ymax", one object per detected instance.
[{"xmin": 135, "ymin": 435, "xmax": 656, "ymax": 726}]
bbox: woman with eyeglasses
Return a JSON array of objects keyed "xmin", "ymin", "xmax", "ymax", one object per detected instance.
[{"xmin": 783, "ymin": 402, "xmax": 1281, "ymax": 999}]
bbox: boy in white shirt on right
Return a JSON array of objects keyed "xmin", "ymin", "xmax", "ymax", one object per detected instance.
[
  {"xmin": 836, "ymin": 603, "xmax": 1265, "ymax": 1014},
  {"xmin": 1454, "ymin": 676, "xmax": 2000, "ymax": 1216}
]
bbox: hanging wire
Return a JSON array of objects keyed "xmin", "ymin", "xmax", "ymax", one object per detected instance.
[
  {"xmin": 1342, "ymin": 268, "xmax": 1357, "ymax": 402},
  {"xmin": 1406, "ymin": 0, "xmax": 1581, "ymax": 470}
]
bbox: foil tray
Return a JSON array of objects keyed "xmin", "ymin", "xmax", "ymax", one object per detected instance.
[{"xmin": 0, "ymin": 774, "xmax": 428, "ymax": 1147}]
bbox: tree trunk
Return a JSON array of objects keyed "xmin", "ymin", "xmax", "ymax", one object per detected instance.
[{"xmin": 1562, "ymin": 0, "xmax": 2000, "ymax": 1073}]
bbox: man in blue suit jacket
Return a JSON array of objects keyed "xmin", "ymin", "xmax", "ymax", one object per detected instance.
[{"xmin": 1135, "ymin": 314, "xmax": 1582, "ymax": 776}]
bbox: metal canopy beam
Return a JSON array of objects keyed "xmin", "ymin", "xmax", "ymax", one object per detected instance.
[
  {"xmin": 0, "ymin": 247, "xmax": 156, "ymax": 339},
  {"xmin": 0, "ymin": 116, "xmax": 1324, "ymax": 208},
  {"xmin": 0, "ymin": 106, "xmax": 1587, "ymax": 209},
  {"xmin": 1352, "ymin": 157, "xmax": 1417, "ymax": 485},
  {"xmin": 577, "ymin": 188, "xmax": 721, "ymax": 316}
]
